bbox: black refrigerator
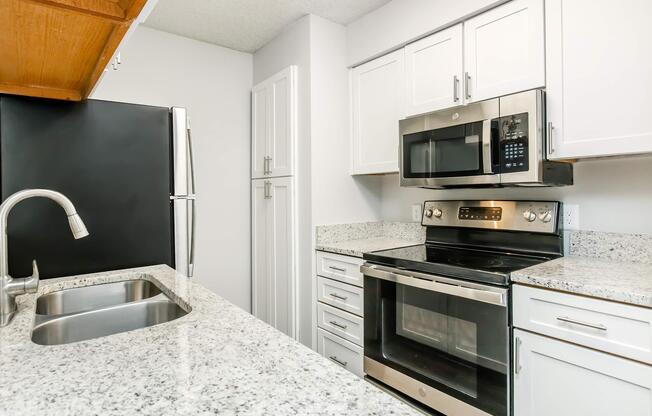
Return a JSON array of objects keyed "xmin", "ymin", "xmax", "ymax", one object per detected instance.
[{"xmin": 0, "ymin": 95, "xmax": 196, "ymax": 279}]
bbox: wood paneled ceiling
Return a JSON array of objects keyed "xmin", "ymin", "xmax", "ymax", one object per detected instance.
[{"xmin": 0, "ymin": 0, "xmax": 147, "ymax": 100}]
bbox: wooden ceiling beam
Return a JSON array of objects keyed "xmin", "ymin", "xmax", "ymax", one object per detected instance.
[{"xmin": 18, "ymin": 0, "xmax": 129, "ymax": 23}]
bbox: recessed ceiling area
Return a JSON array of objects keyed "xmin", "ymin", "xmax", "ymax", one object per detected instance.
[{"xmin": 143, "ymin": 0, "xmax": 391, "ymax": 53}]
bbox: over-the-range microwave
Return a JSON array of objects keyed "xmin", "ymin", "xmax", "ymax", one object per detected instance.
[{"xmin": 399, "ymin": 89, "xmax": 573, "ymax": 188}]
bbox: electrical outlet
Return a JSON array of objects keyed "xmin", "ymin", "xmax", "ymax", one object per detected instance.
[
  {"xmin": 411, "ymin": 204, "xmax": 422, "ymax": 222},
  {"xmin": 563, "ymin": 204, "xmax": 580, "ymax": 230}
]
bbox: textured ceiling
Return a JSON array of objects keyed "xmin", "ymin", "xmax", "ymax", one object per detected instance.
[{"xmin": 143, "ymin": 0, "xmax": 391, "ymax": 53}]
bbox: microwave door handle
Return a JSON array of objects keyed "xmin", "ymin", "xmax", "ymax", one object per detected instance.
[{"xmin": 482, "ymin": 119, "xmax": 493, "ymax": 174}]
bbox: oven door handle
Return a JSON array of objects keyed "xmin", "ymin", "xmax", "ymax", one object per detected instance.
[{"xmin": 360, "ymin": 264, "xmax": 507, "ymax": 307}]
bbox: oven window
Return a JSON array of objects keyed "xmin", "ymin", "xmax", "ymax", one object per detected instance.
[
  {"xmin": 365, "ymin": 276, "xmax": 508, "ymax": 416},
  {"xmin": 402, "ymin": 121, "xmax": 484, "ymax": 178}
]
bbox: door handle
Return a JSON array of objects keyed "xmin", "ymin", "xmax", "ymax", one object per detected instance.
[
  {"xmin": 547, "ymin": 122, "xmax": 555, "ymax": 156},
  {"xmin": 329, "ymin": 293, "xmax": 348, "ymax": 301},
  {"xmin": 453, "ymin": 75, "xmax": 459, "ymax": 102},
  {"xmin": 188, "ymin": 198, "xmax": 196, "ymax": 277},
  {"xmin": 464, "ymin": 72, "xmax": 472, "ymax": 100},
  {"xmin": 514, "ymin": 336, "xmax": 522, "ymax": 374},
  {"xmin": 329, "ymin": 356, "xmax": 348, "ymax": 367},
  {"xmin": 329, "ymin": 320, "xmax": 348, "ymax": 330},
  {"xmin": 556, "ymin": 316, "xmax": 607, "ymax": 331},
  {"xmin": 264, "ymin": 181, "xmax": 272, "ymax": 199}
]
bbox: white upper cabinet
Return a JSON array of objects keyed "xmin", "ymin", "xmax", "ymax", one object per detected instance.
[
  {"xmin": 405, "ymin": 24, "xmax": 464, "ymax": 117},
  {"xmin": 464, "ymin": 0, "xmax": 545, "ymax": 103},
  {"xmin": 251, "ymin": 66, "xmax": 296, "ymax": 178},
  {"xmin": 546, "ymin": 0, "xmax": 652, "ymax": 159},
  {"xmin": 351, "ymin": 49, "xmax": 404, "ymax": 175}
]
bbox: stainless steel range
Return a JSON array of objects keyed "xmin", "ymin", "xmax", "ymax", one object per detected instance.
[{"xmin": 362, "ymin": 200, "xmax": 564, "ymax": 416}]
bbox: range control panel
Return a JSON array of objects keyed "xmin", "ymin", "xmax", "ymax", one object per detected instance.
[
  {"xmin": 496, "ymin": 112, "xmax": 529, "ymax": 173},
  {"xmin": 458, "ymin": 207, "xmax": 502, "ymax": 221},
  {"xmin": 422, "ymin": 200, "xmax": 559, "ymax": 234}
]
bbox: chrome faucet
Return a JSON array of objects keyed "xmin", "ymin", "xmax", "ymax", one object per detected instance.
[{"xmin": 0, "ymin": 189, "xmax": 89, "ymax": 326}]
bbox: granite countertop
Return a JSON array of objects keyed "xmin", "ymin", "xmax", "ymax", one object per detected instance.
[
  {"xmin": 0, "ymin": 265, "xmax": 419, "ymax": 416},
  {"xmin": 316, "ymin": 237, "xmax": 422, "ymax": 258},
  {"xmin": 315, "ymin": 222, "xmax": 425, "ymax": 258},
  {"xmin": 511, "ymin": 256, "xmax": 652, "ymax": 308}
]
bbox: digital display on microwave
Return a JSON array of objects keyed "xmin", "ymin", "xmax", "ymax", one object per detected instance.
[{"xmin": 458, "ymin": 207, "xmax": 502, "ymax": 221}]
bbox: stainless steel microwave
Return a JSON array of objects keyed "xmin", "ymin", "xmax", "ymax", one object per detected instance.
[{"xmin": 399, "ymin": 89, "xmax": 573, "ymax": 188}]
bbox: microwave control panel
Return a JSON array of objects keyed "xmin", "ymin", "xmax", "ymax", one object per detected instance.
[{"xmin": 497, "ymin": 112, "xmax": 529, "ymax": 173}]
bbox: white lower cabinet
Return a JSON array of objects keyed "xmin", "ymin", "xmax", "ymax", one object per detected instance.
[
  {"xmin": 514, "ymin": 329, "xmax": 652, "ymax": 416},
  {"xmin": 318, "ymin": 328, "xmax": 364, "ymax": 378},
  {"xmin": 315, "ymin": 250, "xmax": 365, "ymax": 378},
  {"xmin": 251, "ymin": 177, "xmax": 296, "ymax": 338}
]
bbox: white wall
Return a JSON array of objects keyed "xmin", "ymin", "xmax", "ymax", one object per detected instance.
[
  {"xmin": 253, "ymin": 16, "xmax": 313, "ymax": 346},
  {"xmin": 310, "ymin": 15, "xmax": 383, "ymax": 226},
  {"xmin": 346, "ymin": 0, "xmax": 505, "ymax": 66},
  {"xmin": 380, "ymin": 155, "xmax": 652, "ymax": 234},
  {"xmin": 92, "ymin": 26, "xmax": 253, "ymax": 311}
]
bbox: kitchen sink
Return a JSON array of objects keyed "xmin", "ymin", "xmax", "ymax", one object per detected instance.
[
  {"xmin": 32, "ymin": 279, "xmax": 189, "ymax": 346},
  {"xmin": 36, "ymin": 279, "xmax": 162, "ymax": 316}
]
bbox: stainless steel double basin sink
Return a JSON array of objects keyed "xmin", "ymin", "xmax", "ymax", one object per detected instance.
[{"xmin": 32, "ymin": 279, "xmax": 189, "ymax": 346}]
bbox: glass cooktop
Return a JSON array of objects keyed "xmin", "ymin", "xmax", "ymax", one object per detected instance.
[{"xmin": 363, "ymin": 244, "xmax": 555, "ymax": 286}]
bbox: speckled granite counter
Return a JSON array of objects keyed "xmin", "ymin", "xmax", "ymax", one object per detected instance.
[
  {"xmin": 0, "ymin": 265, "xmax": 419, "ymax": 416},
  {"xmin": 315, "ymin": 222, "xmax": 425, "ymax": 258},
  {"xmin": 511, "ymin": 256, "xmax": 652, "ymax": 308}
]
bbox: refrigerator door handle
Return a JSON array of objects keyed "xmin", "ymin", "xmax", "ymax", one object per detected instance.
[
  {"xmin": 186, "ymin": 126, "xmax": 196, "ymax": 196},
  {"xmin": 188, "ymin": 197, "xmax": 196, "ymax": 277}
]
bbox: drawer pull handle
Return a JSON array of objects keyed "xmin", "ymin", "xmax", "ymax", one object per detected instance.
[
  {"xmin": 329, "ymin": 320, "xmax": 348, "ymax": 330},
  {"xmin": 556, "ymin": 316, "xmax": 607, "ymax": 331},
  {"xmin": 329, "ymin": 356, "xmax": 348, "ymax": 367},
  {"xmin": 329, "ymin": 293, "xmax": 348, "ymax": 301},
  {"xmin": 328, "ymin": 266, "xmax": 347, "ymax": 272}
]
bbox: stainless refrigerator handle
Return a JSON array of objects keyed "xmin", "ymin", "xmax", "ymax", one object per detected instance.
[
  {"xmin": 360, "ymin": 264, "xmax": 507, "ymax": 307},
  {"xmin": 186, "ymin": 126, "xmax": 196, "ymax": 195},
  {"xmin": 188, "ymin": 198, "xmax": 196, "ymax": 277}
]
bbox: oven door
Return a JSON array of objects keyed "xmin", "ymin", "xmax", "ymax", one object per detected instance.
[{"xmin": 362, "ymin": 264, "xmax": 509, "ymax": 416}]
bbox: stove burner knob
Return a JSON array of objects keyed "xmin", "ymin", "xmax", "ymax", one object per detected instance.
[
  {"xmin": 539, "ymin": 210, "xmax": 553, "ymax": 223},
  {"xmin": 424, "ymin": 209, "xmax": 434, "ymax": 218},
  {"xmin": 432, "ymin": 208, "xmax": 443, "ymax": 218},
  {"xmin": 522, "ymin": 209, "xmax": 536, "ymax": 222}
]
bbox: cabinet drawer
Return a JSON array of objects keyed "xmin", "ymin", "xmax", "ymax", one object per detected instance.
[
  {"xmin": 316, "ymin": 251, "xmax": 364, "ymax": 287},
  {"xmin": 317, "ymin": 302, "xmax": 364, "ymax": 346},
  {"xmin": 317, "ymin": 328, "xmax": 364, "ymax": 378},
  {"xmin": 317, "ymin": 276, "xmax": 364, "ymax": 317},
  {"xmin": 514, "ymin": 285, "xmax": 652, "ymax": 364}
]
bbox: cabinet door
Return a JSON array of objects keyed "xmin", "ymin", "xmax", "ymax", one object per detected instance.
[
  {"xmin": 514, "ymin": 329, "xmax": 652, "ymax": 416},
  {"xmin": 251, "ymin": 66, "xmax": 296, "ymax": 178},
  {"xmin": 464, "ymin": 0, "xmax": 544, "ymax": 102},
  {"xmin": 267, "ymin": 67, "xmax": 296, "ymax": 177},
  {"xmin": 405, "ymin": 23, "xmax": 464, "ymax": 116},
  {"xmin": 251, "ymin": 83, "xmax": 268, "ymax": 179},
  {"xmin": 351, "ymin": 49, "xmax": 404, "ymax": 175},
  {"xmin": 251, "ymin": 179, "xmax": 270, "ymax": 322},
  {"xmin": 267, "ymin": 176, "xmax": 295, "ymax": 337},
  {"xmin": 546, "ymin": 0, "xmax": 652, "ymax": 159}
]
